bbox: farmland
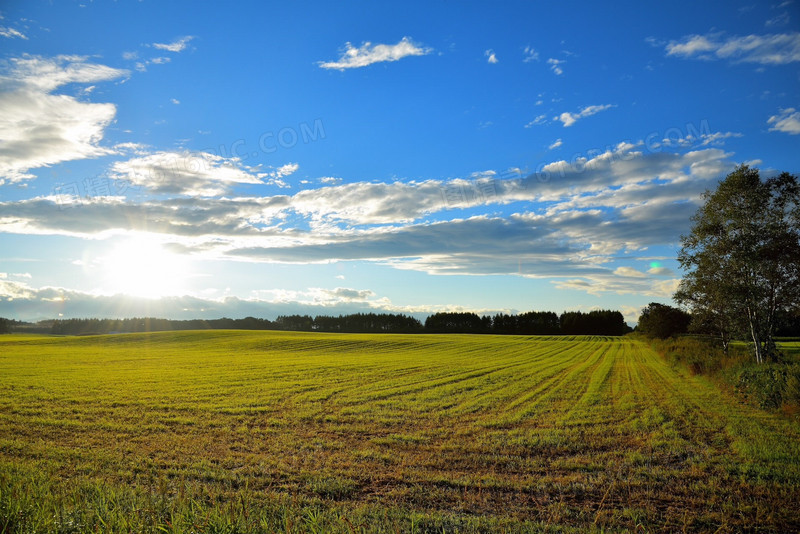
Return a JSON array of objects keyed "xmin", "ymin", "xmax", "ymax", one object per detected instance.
[{"xmin": 1, "ymin": 332, "xmax": 799, "ymax": 533}]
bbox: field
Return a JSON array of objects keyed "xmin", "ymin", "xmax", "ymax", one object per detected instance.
[{"xmin": 1, "ymin": 332, "xmax": 799, "ymax": 533}]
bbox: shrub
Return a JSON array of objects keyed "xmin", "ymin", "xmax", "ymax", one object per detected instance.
[
  {"xmin": 785, "ymin": 364, "xmax": 800, "ymax": 406},
  {"xmin": 733, "ymin": 364, "xmax": 787, "ymax": 410}
]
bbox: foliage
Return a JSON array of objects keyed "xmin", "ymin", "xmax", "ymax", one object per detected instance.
[
  {"xmin": 558, "ymin": 309, "xmax": 629, "ymax": 336},
  {"xmin": 649, "ymin": 335, "xmax": 800, "ymax": 412},
  {"xmin": 676, "ymin": 166, "xmax": 800, "ymax": 363},
  {"xmin": 636, "ymin": 302, "xmax": 691, "ymax": 339},
  {"xmin": 730, "ymin": 363, "xmax": 800, "ymax": 410},
  {"xmin": 312, "ymin": 312, "xmax": 423, "ymax": 333},
  {"xmin": 2, "ymin": 332, "xmax": 800, "ymax": 532},
  {"xmin": 424, "ymin": 312, "xmax": 490, "ymax": 333},
  {"xmin": 648, "ymin": 335, "xmax": 747, "ymax": 375},
  {"xmin": 491, "ymin": 311, "xmax": 560, "ymax": 335},
  {"xmin": 42, "ymin": 309, "xmax": 632, "ymax": 336}
]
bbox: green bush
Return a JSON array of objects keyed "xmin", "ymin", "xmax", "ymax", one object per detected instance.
[
  {"xmin": 733, "ymin": 364, "xmax": 787, "ymax": 410},
  {"xmin": 650, "ymin": 336, "xmax": 740, "ymax": 375},
  {"xmin": 784, "ymin": 364, "xmax": 800, "ymax": 405}
]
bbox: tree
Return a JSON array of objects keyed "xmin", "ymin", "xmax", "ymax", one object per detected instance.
[
  {"xmin": 424, "ymin": 312, "xmax": 487, "ymax": 333},
  {"xmin": 559, "ymin": 310, "xmax": 628, "ymax": 336},
  {"xmin": 636, "ymin": 302, "xmax": 691, "ymax": 339},
  {"xmin": 675, "ymin": 166, "xmax": 800, "ymax": 363}
]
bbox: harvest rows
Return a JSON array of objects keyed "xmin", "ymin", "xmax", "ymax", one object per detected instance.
[{"xmin": 1, "ymin": 331, "xmax": 799, "ymax": 532}]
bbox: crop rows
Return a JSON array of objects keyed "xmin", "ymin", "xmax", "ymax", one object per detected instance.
[{"xmin": 1, "ymin": 331, "xmax": 799, "ymax": 532}]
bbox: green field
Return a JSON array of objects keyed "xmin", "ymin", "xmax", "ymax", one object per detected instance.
[{"xmin": 1, "ymin": 332, "xmax": 799, "ymax": 533}]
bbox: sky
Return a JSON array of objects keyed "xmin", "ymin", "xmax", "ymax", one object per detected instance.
[{"xmin": 0, "ymin": 0, "xmax": 799, "ymax": 324}]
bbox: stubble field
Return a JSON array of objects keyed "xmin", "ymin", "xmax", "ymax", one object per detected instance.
[{"xmin": 1, "ymin": 331, "xmax": 799, "ymax": 532}]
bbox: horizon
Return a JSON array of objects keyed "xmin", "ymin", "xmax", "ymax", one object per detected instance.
[{"xmin": 1, "ymin": 1, "xmax": 799, "ymax": 324}]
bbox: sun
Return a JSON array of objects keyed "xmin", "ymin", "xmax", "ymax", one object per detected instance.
[{"xmin": 101, "ymin": 237, "xmax": 190, "ymax": 298}]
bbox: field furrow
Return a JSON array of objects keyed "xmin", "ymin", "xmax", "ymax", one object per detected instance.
[{"xmin": 0, "ymin": 332, "xmax": 798, "ymax": 533}]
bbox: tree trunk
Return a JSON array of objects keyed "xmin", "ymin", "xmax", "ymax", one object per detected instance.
[{"xmin": 747, "ymin": 306, "xmax": 763, "ymax": 364}]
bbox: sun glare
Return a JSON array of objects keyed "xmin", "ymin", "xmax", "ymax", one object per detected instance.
[{"xmin": 101, "ymin": 237, "xmax": 189, "ymax": 298}]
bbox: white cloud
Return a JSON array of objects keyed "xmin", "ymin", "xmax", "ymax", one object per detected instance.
[
  {"xmin": 652, "ymin": 278, "xmax": 681, "ymax": 297},
  {"xmin": 152, "ymin": 36, "xmax": 194, "ymax": 53},
  {"xmin": 523, "ymin": 46, "xmax": 539, "ymax": 62},
  {"xmin": 0, "ymin": 55, "xmax": 128, "ymax": 185},
  {"xmin": 0, "ymin": 142, "xmax": 737, "ymax": 300},
  {"xmin": 0, "ymin": 26, "xmax": 27, "ymax": 39},
  {"xmin": 318, "ymin": 37, "xmax": 432, "ymax": 70},
  {"xmin": 4, "ymin": 54, "xmax": 128, "ymax": 92},
  {"xmin": 171, "ymin": 98, "xmax": 180, "ymax": 105},
  {"xmin": 275, "ymin": 163, "xmax": 299, "ymax": 177},
  {"xmin": 525, "ymin": 114, "xmax": 547, "ymax": 128},
  {"xmin": 767, "ymin": 107, "xmax": 800, "ymax": 134},
  {"xmin": 666, "ymin": 32, "xmax": 800, "ymax": 64},
  {"xmin": 113, "ymin": 142, "xmax": 151, "ymax": 155},
  {"xmin": 555, "ymin": 104, "xmax": 615, "ymax": 127},
  {"xmin": 765, "ymin": 12, "xmax": 790, "ymax": 27},
  {"xmin": 110, "ymin": 151, "xmax": 267, "ymax": 196},
  {"xmin": 0, "ymin": 278, "xmax": 403, "ymax": 322},
  {"xmin": 697, "ymin": 131, "xmax": 743, "ymax": 145},
  {"xmin": 548, "ymin": 139, "xmax": 563, "ymax": 150},
  {"xmin": 660, "ymin": 130, "xmax": 743, "ymax": 148},
  {"xmin": 485, "ymin": 49, "xmax": 498, "ymax": 64},
  {"xmin": 666, "ymin": 35, "xmax": 717, "ymax": 57},
  {"xmin": 264, "ymin": 162, "xmax": 299, "ymax": 188},
  {"xmin": 547, "ymin": 58, "xmax": 565, "ymax": 75},
  {"xmin": 134, "ymin": 56, "xmax": 173, "ymax": 72},
  {"xmin": 552, "ymin": 274, "xmax": 681, "ymax": 298},
  {"xmin": 614, "ymin": 266, "xmax": 646, "ymax": 278},
  {"xmin": 648, "ymin": 266, "xmax": 674, "ymax": 276}
]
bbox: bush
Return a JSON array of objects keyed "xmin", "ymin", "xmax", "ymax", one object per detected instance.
[
  {"xmin": 733, "ymin": 364, "xmax": 788, "ymax": 409},
  {"xmin": 650, "ymin": 336, "xmax": 742, "ymax": 375},
  {"xmin": 784, "ymin": 364, "xmax": 800, "ymax": 406}
]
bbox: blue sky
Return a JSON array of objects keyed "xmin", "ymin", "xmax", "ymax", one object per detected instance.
[{"xmin": 0, "ymin": 0, "xmax": 798, "ymax": 323}]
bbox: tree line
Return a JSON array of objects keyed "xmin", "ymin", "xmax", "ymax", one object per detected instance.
[{"xmin": 2, "ymin": 309, "xmax": 632, "ymax": 336}]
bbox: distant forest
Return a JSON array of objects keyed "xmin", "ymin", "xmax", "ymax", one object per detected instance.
[{"xmin": 1, "ymin": 309, "xmax": 631, "ymax": 336}]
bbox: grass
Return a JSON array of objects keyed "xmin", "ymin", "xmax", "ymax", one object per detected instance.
[{"xmin": 1, "ymin": 331, "xmax": 799, "ymax": 532}]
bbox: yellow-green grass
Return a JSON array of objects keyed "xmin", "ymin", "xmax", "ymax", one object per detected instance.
[{"xmin": 1, "ymin": 331, "xmax": 799, "ymax": 533}]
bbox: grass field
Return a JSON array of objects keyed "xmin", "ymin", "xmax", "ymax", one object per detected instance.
[{"xmin": 1, "ymin": 331, "xmax": 799, "ymax": 533}]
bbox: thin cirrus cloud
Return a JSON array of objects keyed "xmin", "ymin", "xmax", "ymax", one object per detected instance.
[
  {"xmin": 0, "ymin": 55, "xmax": 128, "ymax": 185},
  {"xmin": 767, "ymin": 107, "xmax": 800, "ymax": 134},
  {"xmin": 0, "ymin": 26, "xmax": 27, "ymax": 39},
  {"xmin": 665, "ymin": 32, "xmax": 800, "ymax": 64},
  {"xmin": 555, "ymin": 104, "xmax": 615, "ymax": 127},
  {"xmin": 318, "ymin": 37, "xmax": 432, "ymax": 70},
  {"xmin": 525, "ymin": 114, "xmax": 548, "ymax": 128}
]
